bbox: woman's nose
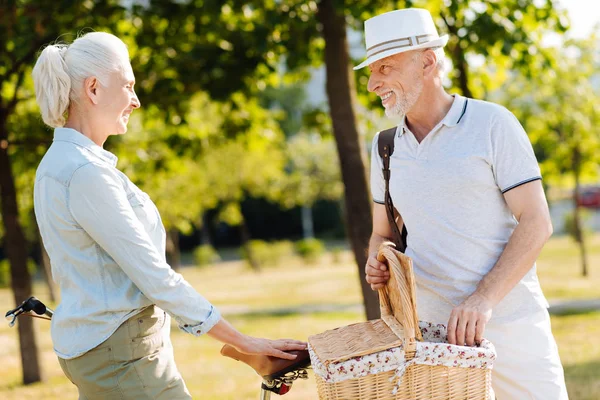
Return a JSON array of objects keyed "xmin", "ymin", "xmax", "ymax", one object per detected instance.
[{"xmin": 132, "ymin": 92, "xmax": 141, "ymax": 109}]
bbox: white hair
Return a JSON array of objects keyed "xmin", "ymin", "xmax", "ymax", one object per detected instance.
[
  {"xmin": 412, "ymin": 46, "xmax": 446, "ymax": 76},
  {"xmin": 32, "ymin": 32, "xmax": 130, "ymax": 128},
  {"xmin": 431, "ymin": 46, "xmax": 446, "ymax": 74}
]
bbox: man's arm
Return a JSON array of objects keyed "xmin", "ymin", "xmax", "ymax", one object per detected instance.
[
  {"xmin": 447, "ymin": 180, "xmax": 552, "ymax": 346},
  {"xmin": 365, "ymin": 203, "xmax": 400, "ymax": 290}
]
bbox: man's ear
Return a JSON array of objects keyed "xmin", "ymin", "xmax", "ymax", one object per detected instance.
[
  {"xmin": 422, "ymin": 49, "xmax": 437, "ymax": 76},
  {"xmin": 84, "ymin": 76, "xmax": 99, "ymax": 105}
]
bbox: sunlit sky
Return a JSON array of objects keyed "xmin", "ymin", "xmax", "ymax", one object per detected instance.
[{"xmin": 559, "ymin": 0, "xmax": 600, "ymax": 38}]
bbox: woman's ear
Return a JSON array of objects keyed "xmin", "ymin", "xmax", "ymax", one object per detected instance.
[{"xmin": 84, "ymin": 76, "xmax": 99, "ymax": 105}]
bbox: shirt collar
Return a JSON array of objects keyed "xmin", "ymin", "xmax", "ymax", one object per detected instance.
[
  {"xmin": 442, "ymin": 94, "xmax": 469, "ymax": 127},
  {"xmin": 53, "ymin": 128, "xmax": 118, "ymax": 167},
  {"xmin": 396, "ymin": 94, "xmax": 469, "ymax": 136}
]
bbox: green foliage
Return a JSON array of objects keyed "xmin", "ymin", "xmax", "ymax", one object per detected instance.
[
  {"xmin": 295, "ymin": 238, "xmax": 325, "ymax": 264},
  {"xmin": 563, "ymin": 209, "xmax": 593, "ymax": 241},
  {"xmin": 0, "ymin": 258, "xmax": 38, "ymax": 288},
  {"xmin": 260, "ymin": 83, "xmax": 308, "ymax": 138},
  {"xmin": 434, "ymin": 0, "xmax": 568, "ymax": 98},
  {"xmin": 111, "ymin": 90, "xmax": 287, "ymax": 232},
  {"xmin": 240, "ymin": 239, "xmax": 295, "ymax": 268},
  {"xmin": 0, "ymin": 259, "xmax": 10, "ymax": 288},
  {"xmin": 271, "ymin": 240, "xmax": 295, "ymax": 263},
  {"xmin": 0, "ymin": 0, "xmax": 577, "ymax": 248},
  {"xmin": 277, "ymin": 133, "xmax": 343, "ymax": 209},
  {"xmin": 503, "ymin": 35, "xmax": 600, "ymax": 186},
  {"xmin": 193, "ymin": 244, "xmax": 221, "ymax": 267},
  {"xmin": 350, "ymin": 0, "xmax": 568, "ymax": 107}
]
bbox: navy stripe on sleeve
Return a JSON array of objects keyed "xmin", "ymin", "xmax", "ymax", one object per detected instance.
[{"xmin": 501, "ymin": 176, "xmax": 542, "ymax": 194}]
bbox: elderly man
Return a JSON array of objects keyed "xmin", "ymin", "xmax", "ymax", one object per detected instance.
[{"xmin": 359, "ymin": 8, "xmax": 568, "ymax": 399}]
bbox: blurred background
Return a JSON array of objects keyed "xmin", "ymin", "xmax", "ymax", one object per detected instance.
[{"xmin": 0, "ymin": 0, "xmax": 598, "ymax": 399}]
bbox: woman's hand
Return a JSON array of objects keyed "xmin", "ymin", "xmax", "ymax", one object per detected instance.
[
  {"xmin": 208, "ymin": 317, "xmax": 306, "ymax": 360},
  {"xmin": 236, "ymin": 337, "xmax": 307, "ymax": 360}
]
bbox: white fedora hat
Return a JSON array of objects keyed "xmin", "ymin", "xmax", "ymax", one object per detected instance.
[{"xmin": 354, "ymin": 8, "xmax": 449, "ymax": 70}]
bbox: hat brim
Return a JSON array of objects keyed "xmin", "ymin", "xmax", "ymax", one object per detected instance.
[{"xmin": 353, "ymin": 34, "xmax": 449, "ymax": 70}]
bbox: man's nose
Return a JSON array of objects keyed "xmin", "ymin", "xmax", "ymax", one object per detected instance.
[{"xmin": 367, "ymin": 73, "xmax": 380, "ymax": 93}]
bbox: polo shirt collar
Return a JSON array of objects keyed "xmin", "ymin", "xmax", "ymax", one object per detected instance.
[
  {"xmin": 53, "ymin": 127, "xmax": 118, "ymax": 167},
  {"xmin": 442, "ymin": 94, "xmax": 469, "ymax": 127},
  {"xmin": 396, "ymin": 94, "xmax": 469, "ymax": 136}
]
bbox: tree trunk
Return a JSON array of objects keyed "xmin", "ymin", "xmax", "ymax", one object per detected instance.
[
  {"xmin": 199, "ymin": 211, "xmax": 212, "ymax": 246},
  {"xmin": 440, "ymin": 12, "xmax": 473, "ymax": 98},
  {"xmin": 573, "ymin": 148, "xmax": 588, "ymax": 277},
  {"xmin": 38, "ymin": 228, "xmax": 56, "ymax": 303},
  {"xmin": 239, "ymin": 217, "xmax": 260, "ymax": 272},
  {"xmin": 0, "ymin": 111, "xmax": 42, "ymax": 384},
  {"xmin": 451, "ymin": 45, "xmax": 473, "ymax": 98},
  {"xmin": 165, "ymin": 228, "xmax": 181, "ymax": 270},
  {"xmin": 301, "ymin": 205, "xmax": 314, "ymax": 239},
  {"xmin": 317, "ymin": 0, "xmax": 379, "ymax": 320}
]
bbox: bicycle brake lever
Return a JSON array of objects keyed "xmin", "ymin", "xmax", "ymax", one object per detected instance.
[
  {"xmin": 5, "ymin": 304, "xmax": 25, "ymax": 327},
  {"xmin": 6, "ymin": 313, "xmax": 18, "ymax": 327}
]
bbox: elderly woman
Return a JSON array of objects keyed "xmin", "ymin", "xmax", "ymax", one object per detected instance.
[{"xmin": 32, "ymin": 31, "xmax": 305, "ymax": 400}]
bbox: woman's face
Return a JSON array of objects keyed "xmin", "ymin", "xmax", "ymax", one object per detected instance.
[{"xmin": 96, "ymin": 64, "xmax": 140, "ymax": 135}]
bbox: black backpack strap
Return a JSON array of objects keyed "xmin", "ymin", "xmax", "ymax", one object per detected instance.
[{"xmin": 377, "ymin": 127, "xmax": 408, "ymax": 253}]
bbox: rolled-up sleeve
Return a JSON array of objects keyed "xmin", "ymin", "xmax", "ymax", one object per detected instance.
[{"xmin": 68, "ymin": 162, "xmax": 220, "ymax": 336}]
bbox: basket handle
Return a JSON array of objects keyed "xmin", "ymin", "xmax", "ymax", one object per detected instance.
[{"xmin": 376, "ymin": 242, "xmax": 422, "ymax": 358}]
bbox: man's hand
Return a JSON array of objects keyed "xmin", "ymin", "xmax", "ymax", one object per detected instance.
[
  {"xmin": 447, "ymin": 293, "xmax": 493, "ymax": 347},
  {"xmin": 365, "ymin": 252, "xmax": 390, "ymax": 290}
]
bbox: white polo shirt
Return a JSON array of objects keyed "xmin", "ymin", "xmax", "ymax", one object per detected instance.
[{"xmin": 370, "ymin": 94, "xmax": 549, "ymax": 323}]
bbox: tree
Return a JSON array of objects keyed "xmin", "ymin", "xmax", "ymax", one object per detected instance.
[
  {"xmin": 503, "ymin": 36, "xmax": 600, "ymax": 277},
  {"xmin": 277, "ymin": 133, "xmax": 344, "ymax": 238},
  {"xmin": 111, "ymin": 89, "xmax": 288, "ymax": 271},
  {"xmin": 259, "ymin": 82, "xmax": 345, "ymax": 238},
  {"xmin": 314, "ymin": 0, "xmax": 380, "ymax": 317},
  {"xmin": 275, "ymin": 0, "xmax": 568, "ymax": 319},
  {"xmin": 128, "ymin": 0, "xmax": 572, "ymax": 319},
  {"xmin": 429, "ymin": 0, "xmax": 567, "ymax": 98}
]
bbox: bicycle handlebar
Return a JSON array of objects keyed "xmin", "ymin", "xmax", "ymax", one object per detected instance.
[{"xmin": 5, "ymin": 296, "xmax": 54, "ymax": 327}]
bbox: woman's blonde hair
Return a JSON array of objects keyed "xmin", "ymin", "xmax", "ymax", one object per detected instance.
[{"xmin": 32, "ymin": 32, "xmax": 130, "ymax": 128}]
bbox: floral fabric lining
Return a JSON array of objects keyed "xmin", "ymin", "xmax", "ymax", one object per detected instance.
[{"xmin": 309, "ymin": 321, "xmax": 496, "ymax": 392}]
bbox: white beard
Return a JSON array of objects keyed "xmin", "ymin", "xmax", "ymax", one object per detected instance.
[{"xmin": 384, "ymin": 79, "xmax": 423, "ymax": 118}]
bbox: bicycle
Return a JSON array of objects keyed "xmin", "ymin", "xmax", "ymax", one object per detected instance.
[{"xmin": 5, "ymin": 297, "xmax": 311, "ymax": 400}]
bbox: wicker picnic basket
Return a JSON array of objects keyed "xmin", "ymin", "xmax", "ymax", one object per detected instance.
[{"xmin": 308, "ymin": 243, "xmax": 496, "ymax": 399}]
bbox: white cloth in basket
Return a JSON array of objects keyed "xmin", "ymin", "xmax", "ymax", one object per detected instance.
[{"xmin": 309, "ymin": 320, "xmax": 496, "ymax": 392}]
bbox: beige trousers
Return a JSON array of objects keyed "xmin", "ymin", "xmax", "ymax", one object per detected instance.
[
  {"xmin": 486, "ymin": 309, "xmax": 569, "ymax": 400},
  {"xmin": 58, "ymin": 306, "xmax": 191, "ymax": 400}
]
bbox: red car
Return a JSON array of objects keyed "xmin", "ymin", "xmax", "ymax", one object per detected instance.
[{"xmin": 577, "ymin": 187, "xmax": 600, "ymax": 208}]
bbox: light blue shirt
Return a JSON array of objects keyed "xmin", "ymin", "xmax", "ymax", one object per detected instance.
[{"xmin": 34, "ymin": 128, "xmax": 221, "ymax": 359}]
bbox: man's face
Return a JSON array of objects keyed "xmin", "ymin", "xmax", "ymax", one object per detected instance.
[{"xmin": 367, "ymin": 51, "xmax": 424, "ymax": 118}]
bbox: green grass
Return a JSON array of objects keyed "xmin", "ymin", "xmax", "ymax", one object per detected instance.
[
  {"xmin": 0, "ymin": 234, "xmax": 598, "ymax": 399},
  {"xmin": 537, "ymin": 234, "xmax": 600, "ymax": 300},
  {"xmin": 551, "ymin": 311, "xmax": 600, "ymax": 400}
]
